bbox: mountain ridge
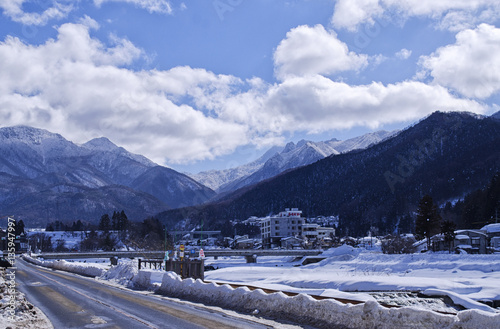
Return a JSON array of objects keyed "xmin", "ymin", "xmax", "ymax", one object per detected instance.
[
  {"xmin": 157, "ymin": 111, "xmax": 500, "ymax": 235},
  {"xmin": 0, "ymin": 126, "xmax": 215, "ymax": 225}
]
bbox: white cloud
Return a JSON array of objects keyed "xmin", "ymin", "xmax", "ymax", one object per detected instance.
[
  {"xmin": 0, "ymin": 0, "xmax": 72, "ymax": 25},
  {"xmin": 332, "ymin": 0, "xmax": 384, "ymax": 32},
  {"xmin": 93, "ymin": 0, "xmax": 173, "ymax": 14},
  {"xmin": 273, "ymin": 25, "xmax": 368, "ymax": 80},
  {"xmin": 332, "ymin": 0, "xmax": 500, "ymax": 31},
  {"xmin": 419, "ymin": 24, "xmax": 500, "ymax": 99},
  {"xmin": 0, "ymin": 21, "xmax": 487, "ymax": 165},
  {"xmin": 263, "ymin": 75, "xmax": 485, "ymax": 132},
  {"xmin": 395, "ymin": 48, "xmax": 412, "ymax": 60},
  {"xmin": 0, "ymin": 22, "xmax": 243, "ymax": 163}
]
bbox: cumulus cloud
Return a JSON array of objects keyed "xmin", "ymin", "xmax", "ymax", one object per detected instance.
[
  {"xmin": 263, "ymin": 75, "xmax": 485, "ymax": 132},
  {"xmin": 395, "ymin": 48, "xmax": 412, "ymax": 60},
  {"xmin": 0, "ymin": 0, "xmax": 72, "ymax": 25},
  {"xmin": 0, "ymin": 21, "xmax": 487, "ymax": 164},
  {"xmin": 332, "ymin": 0, "xmax": 500, "ymax": 31},
  {"xmin": 93, "ymin": 0, "xmax": 173, "ymax": 14},
  {"xmin": 0, "ymin": 0, "xmax": 173, "ymax": 26},
  {"xmin": 273, "ymin": 24, "xmax": 368, "ymax": 80},
  {"xmin": 419, "ymin": 24, "xmax": 500, "ymax": 99}
]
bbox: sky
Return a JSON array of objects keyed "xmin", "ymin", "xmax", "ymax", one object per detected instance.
[{"xmin": 0, "ymin": 1, "xmax": 500, "ymax": 174}]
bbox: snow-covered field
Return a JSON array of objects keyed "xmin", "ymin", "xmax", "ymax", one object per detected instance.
[{"xmin": 11, "ymin": 246, "xmax": 500, "ymax": 328}]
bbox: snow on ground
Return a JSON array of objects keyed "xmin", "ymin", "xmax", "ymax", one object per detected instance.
[
  {"xmin": 203, "ymin": 246, "xmax": 500, "ymax": 311},
  {"xmin": 0, "ymin": 268, "xmax": 53, "ymax": 329},
  {"xmin": 15, "ymin": 246, "xmax": 500, "ymax": 328}
]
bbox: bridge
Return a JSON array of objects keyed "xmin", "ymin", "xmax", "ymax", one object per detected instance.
[{"xmin": 35, "ymin": 249, "xmax": 323, "ymax": 263}]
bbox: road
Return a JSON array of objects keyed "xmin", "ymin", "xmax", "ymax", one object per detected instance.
[{"xmin": 15, "ymin": 259, "xmax": 289, "ymax": 329}]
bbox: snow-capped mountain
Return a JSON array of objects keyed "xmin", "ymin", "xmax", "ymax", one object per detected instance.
[
  {"xmin": 192, "ymin": 130, "xmax": 396, "ymax": 194},
  {"xmin": 0, "ymin": 126, "xmax": 215, "ymax": 224},
  {"xmin": 189, "ymin": 146, "xmax": 282, "ymax": 191}
]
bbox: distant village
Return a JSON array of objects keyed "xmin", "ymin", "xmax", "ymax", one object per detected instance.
[{"xmin": 2, "ymin": 207, "xmax": 500, "ymax": 255}]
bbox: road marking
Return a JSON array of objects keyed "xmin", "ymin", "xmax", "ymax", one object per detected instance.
[{"xmin": 20, "ymin": 261, "xmax": 159, "ymax": 328}]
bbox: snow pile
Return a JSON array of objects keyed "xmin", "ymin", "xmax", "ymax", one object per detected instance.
[
  {"xmin": 155, "ymin": 271, "xmax": 500, "ymax": 329},
  {"xmin": 0, "ymin": 269, "xmax": 53, "ymax": 329},
  {"xmin": 99, "ymin": 259, "xmax": 138, "ymax": 286},
  {"xmin": 22, "ymin": 255, "xmax": 107, "ymax": 277}
]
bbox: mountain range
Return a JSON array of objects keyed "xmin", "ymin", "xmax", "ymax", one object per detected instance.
[
  {"xmin": 2, "ymin": 111, "xmax": 498, "ymax": 233},
  {"xmin": 0, "ymin": 126, "xmax": 214, "ymax": 226},
  {"xmin": 157, "ymin": 111, "xmax": 500, "ymax": 235},
  {"xmin": 190, "ymin": 130, "xmax": 396, "ymax": 193}
]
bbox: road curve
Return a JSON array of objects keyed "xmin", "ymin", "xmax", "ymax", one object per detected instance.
[{"xmin": 15, "ymin": 258, "xmax": 284, "ymax": 329}]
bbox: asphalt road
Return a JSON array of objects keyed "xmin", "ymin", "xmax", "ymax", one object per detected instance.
[{"xmin": 15, "ymin": 259, "xmax": 280, "ymax": 329}]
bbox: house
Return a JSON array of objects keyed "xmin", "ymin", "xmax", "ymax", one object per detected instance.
[
  {"xmin": 233, "ymin": 235, "xmax": 255, "ymax": 249},
  {"xmin": 480, "ymin": 223, "xmax": 500, "ymax": 252},
  {"xmin": 433, "ymin": 229, "xmax": 488, "ymax": 254},
  {"xmin": 260, "ymin": 208, "xmax": 304, "ymax": 249},
  {"xmin": 281, "ymin": 236, "xmax": 303, "ymax": 249}
]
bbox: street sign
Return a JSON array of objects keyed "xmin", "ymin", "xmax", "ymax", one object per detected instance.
[
  {"xmin": 180, "ymin": 244, "xmax": 185, "ymax": 251},
  {"xmin": 199, "ymin": 249, "xmax": 205, "ymax": 258}
]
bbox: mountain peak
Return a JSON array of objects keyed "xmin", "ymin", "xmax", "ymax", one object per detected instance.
[{"xmin": 82, "ymin": 137, "xmax": 119, "ymax": 151}]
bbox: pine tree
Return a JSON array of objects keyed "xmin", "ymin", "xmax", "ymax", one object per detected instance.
[
  {"xmin": 99, "ymin": 214, "xmax": 110, "ymax": 232},
  {"xmin": 415, "ymin": 195, "xmax": 442, "ymax": 250},
  {"xmin": 112, "ymin": 211, "xmax": 119, "ymax": 230},
  {"xmin": 118, "ymin": 210, "xmax": 128, "ymax": 231}
]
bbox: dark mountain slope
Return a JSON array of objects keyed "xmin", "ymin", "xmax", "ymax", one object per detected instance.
[{"xmin": 158, "ymin": 112, "xmax": 500, "ymax": 235}]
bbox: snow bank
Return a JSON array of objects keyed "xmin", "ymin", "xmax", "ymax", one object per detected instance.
[
  {"xmin": 155, "ymin": 271, "xmax": 499, "ymax": 329},
  {"xmin": 22, "ymin": 255, "xmax": 106, "ymax": 277},
  {"xmin": 0, "ymin": 268, "xmax": 53, "ymax": 329},
  {"xmin": 99, "ymin": 259, "xmax": 138, "ymax": 286}
]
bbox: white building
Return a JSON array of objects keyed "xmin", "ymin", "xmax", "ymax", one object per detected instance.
[
  {"xmin": 302, "ymin": 224, "xmax": 335, "ymax": 247},
  {"xmin": 260, "ymin": 208, "xmax": 304, "ymax": 249}
]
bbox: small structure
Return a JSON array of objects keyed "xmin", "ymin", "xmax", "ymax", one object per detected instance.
[
  {"xmin": 481, "ymin": 223, "xmax": 500, "ymax": 252},
  {"xmin": 233, "ymin": 235, "xmax": 255, "ymax": 249},
  {"xmin": 432, "ymin": 229, "xmax": 488, "ymax": 254},
  {"xmin": 281, "ymin": 236, "xmax": 303, "ymax": 249}
]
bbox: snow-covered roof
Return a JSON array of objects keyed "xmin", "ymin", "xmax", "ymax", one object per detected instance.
[
  {"xmin": 455, "ymin": 229, "xmax": 487, "ymax": 237},
  {"xmin": 481, "ymin": 223, "xmax": 500, "ymax": 234}
]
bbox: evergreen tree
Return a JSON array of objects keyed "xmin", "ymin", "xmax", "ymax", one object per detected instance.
[
  {"xmin": 112, "ymin": 211, "xmax": 119, "ymax": 230},
  {"xmin": 117, "ymin": 210, "xmax": 129, "ymax": 231},
  {"xmin": 15, "ymin": 219, "xmax": 25, "ymax": 236},
  {"xmin": 99, "ymin": 214, "xmax": 111, "ymax": 232},
  {"xmin": 415, "ymin": 195, "xmax": 442, "ymax": 250}
]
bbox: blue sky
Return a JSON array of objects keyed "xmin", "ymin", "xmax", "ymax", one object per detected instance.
[{"xmin": 0, "ymin": 1, "xmax": 499, "ymax": 174}]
